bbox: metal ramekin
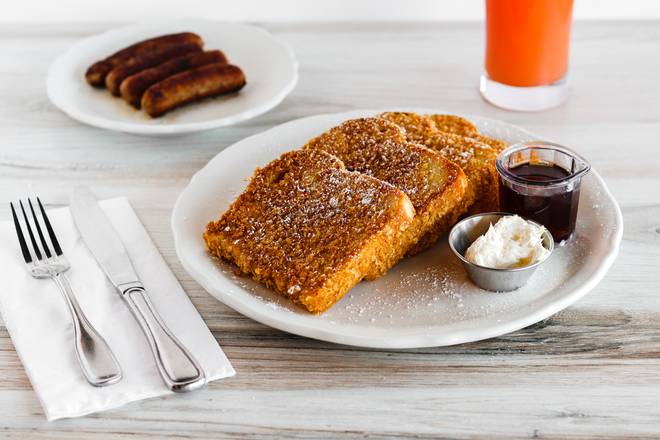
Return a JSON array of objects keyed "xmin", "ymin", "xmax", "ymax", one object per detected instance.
[{"xmin": 448, "ymin": 212, "xmax": 554, "ymax": 292}]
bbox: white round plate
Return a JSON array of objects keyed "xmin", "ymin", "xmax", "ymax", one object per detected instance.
[
  {"xmin": 172, "ymin": 110, "xmax": 623, "ymax": 348},
  {"xmin": 47, "ymin": 21, "xmax": 298, "ymax": 135}
]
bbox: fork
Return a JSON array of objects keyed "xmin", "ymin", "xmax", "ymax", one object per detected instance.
[{"xmin": 10, "ymin": 198, "xmax": 122, "ymax": 387}]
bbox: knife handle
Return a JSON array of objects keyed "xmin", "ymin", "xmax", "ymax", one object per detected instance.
[{"xmin": 123, "ymin": 285, "xmax": 205, "ymax": 392}]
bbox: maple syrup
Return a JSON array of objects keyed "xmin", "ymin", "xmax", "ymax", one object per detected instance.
[
  {"xmin": 499, "ymin": 163, "xmax": 579, "ymax": 242},
  {"xmin": 496, "ymin": 142, "xmax": 591, "ymax": 243}
]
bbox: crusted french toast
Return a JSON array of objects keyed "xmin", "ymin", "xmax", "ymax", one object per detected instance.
[
  {"xmin": 428, "ymin": 113, "xmax": 507, "ymax": 151},
  {"xmin": 203, "ymin": 149, "xmax": 415, "ymax": 314},
  {"xmin": 431, "ymin": 113, "xmax": 508, "ymax": 152},
  {"xmin": 423, "ymin": 132, "xmax": 500, "ymax": 213},
  {"xmin": 430, "ymin": 114, "xmax": 478, "ymax": 137},
  {"xmin": 304, "ymin": 117, "xmax": 467, "ymax": 256},
  {"xmin": 380, "ymin": 111, "xmax": 506, "ymax": 214}
]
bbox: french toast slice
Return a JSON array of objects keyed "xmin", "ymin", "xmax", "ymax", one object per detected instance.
[
  {"xmin": 421, "ymin": 132, "xmax": 500, "ymax": 213},
  {"xmin": 430, "ymin": 114, "xmax": 479, "ymax": 137},
  {"xmin": 304, "ymin": 117, "xmax": 467, "ymax": 256},
  {"xmin": 435, "ymin": 113, "xmax": 508, "ymax": 151},
  {"xmin": 203, "ymin": 149, "xmax": 415, "ymax": 314},
  {"xmin": 429, "ymin": 114, "xmax": 508, "ymax": 153},
  {"xmin": 380, "ymin": 111, "xmax": 506, "ymax": 214},
  {"xmin": 472, "ymin": 133, "xmax": 508, "ymax": 152}
]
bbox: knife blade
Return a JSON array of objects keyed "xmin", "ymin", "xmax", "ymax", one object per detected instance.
[
  {"xmin": 70, "ymin": 187, "xmax": 205, "ymax": 392},
  {"xmin": 70, "ymin": 188, "xmax": 140, "ymax": 289}
]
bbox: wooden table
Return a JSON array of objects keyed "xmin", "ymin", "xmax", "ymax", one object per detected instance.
[{"xmin": 1, "ymin": 21, "xmax": 659, "ymax": 439}]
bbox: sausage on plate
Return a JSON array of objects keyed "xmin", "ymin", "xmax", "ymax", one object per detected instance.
[
  {"xmin": 141, "ymin": 63, "xmax": 246, "ymax": 118},
  {"xmin": 105, "ymin": 43, "xmax": 203, "ymax": 96},
  {"xmin": 120, "ymin": 50, "xmax": 227, "ymax": 108},
  {"xmin": 85, "ymin": 32, "xmax": 203, "ymax": 87}
]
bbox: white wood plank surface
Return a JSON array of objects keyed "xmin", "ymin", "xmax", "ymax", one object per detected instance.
[{"xmin": 0, "ymin": 21, "xmax": 659, "ymax": 439}]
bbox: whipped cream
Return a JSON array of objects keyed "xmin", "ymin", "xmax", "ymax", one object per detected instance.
[{"xmin": 465, "ymin": 215, "xmax": 550, "ymax": 269}]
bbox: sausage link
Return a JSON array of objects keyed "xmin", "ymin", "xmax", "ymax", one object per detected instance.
[
  {"xmin": 85, "ymin": 32, "xmax": 203, "ymax": 87},
  {"xmin": 142, "ymin": 63, "xmax": 246, "ymax": 118},
  {"xmin": 120, "ymin": 50, "xmax": 227, "ymax": 108},
  {"xmin": 105, "ymin": 43, "xmax": 203, "ymax": 96}
]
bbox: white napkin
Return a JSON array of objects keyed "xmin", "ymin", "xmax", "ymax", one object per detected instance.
[{"xmin": 0, "ymin": 197, "xmax": 234, "ymax": 420}]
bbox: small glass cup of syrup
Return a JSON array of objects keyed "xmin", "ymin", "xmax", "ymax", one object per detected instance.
[{"xmin": 496, "ymin": 141, "xmax": 591, "ymax": 243}]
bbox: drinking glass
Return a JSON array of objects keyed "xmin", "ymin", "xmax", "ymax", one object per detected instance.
[{"xmin": 480, "ymin": 0, "xmax": 574, "ymax": 111}]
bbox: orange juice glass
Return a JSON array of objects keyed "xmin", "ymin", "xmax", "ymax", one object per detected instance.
[{"xmin": 480, "ymin": 0, "xmax": 574, "ymax": 111}]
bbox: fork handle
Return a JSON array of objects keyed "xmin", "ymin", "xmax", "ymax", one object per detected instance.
[
  {"xmin": 53, "ymin": 274, "xmax": 122, "ymax": 387},
  {"xmin": 123, "ymin": 285, "xmax": 205, "ymax": 392}
]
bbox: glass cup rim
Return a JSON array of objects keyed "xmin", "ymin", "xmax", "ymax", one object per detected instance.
[{"xmin": 496, "ymin": 140, "xmax": 591, "ymax": 188}]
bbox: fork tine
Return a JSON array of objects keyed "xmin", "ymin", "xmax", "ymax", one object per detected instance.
[
  {"xmin": 37, "ymin": 197, "xmax": 62, "ymax": 256},
  {"xmin": 19, "ymin": 200, "xmax": 42, "ymax": 260},
  {"xmin": 29, "ymin": 198, "xmax": 52, "ymax": 259},
  {"xmin": 10, "ymin": 202, "xmax": 32, "ymax": 263}
]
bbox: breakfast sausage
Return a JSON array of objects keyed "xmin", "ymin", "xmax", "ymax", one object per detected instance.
[
  {"xmin": 141, "ymin": 63, "xmax": 246, "ymax": 118},
  {"xmin": 119, "ymin": 50, "xmax": 227, "ymax": 108},
  {"xmin": 85, "ymin": 32, "xmax": 203, "ymax": 87},
  {"xmin": 105, "ymin": 43, "xmax": 203, "ymax": 96}
]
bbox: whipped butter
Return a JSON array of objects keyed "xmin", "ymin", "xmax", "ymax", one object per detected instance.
[{"xmin": 465, "ymin": 215, "xmax": 550, "ymax": 269}]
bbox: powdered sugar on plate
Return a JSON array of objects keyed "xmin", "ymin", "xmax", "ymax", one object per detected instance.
[{"xmin": 173, "ymin": 109, "xmax": 623, "ymax": 348}]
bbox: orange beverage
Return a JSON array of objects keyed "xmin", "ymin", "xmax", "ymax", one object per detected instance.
[
  {"xmin": 485, "ymin": 0, "xmax": 573, "ymax": 87},
  {"xmin": 480, "ymin": 0, "xmax": 574, "ymax": 111}
]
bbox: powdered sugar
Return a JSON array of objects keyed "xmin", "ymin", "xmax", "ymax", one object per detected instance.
[{"xmin": 192, "ymin": 110, "xmax": 621, "ymax": 346}]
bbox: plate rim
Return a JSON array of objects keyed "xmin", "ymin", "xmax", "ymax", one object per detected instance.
[
  {"xmin": 46, "ymin": 21, "xmax": 299, "ymax": 136},
  {"xmin": 171, "ymin": 109, "xmax": 624, "ymax": 348}
]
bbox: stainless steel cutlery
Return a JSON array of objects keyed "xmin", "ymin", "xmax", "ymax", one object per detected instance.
[
  {"xmin": 10, "ymin": 192, "xmax": 204, "ymax": 392},
  {"xmin": 70, "ymin": 188, "xmax": 205, "ymax": 392}
]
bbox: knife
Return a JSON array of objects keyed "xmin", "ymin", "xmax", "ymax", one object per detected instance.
[{"xmin": 70, "ymin": 188, "xmax": 205, "ymax": 392}]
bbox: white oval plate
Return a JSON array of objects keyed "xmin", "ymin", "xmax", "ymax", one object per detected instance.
[
  {"xmin": 172, "ymin": 110, "xmax": 623, "ymax": 348},
  {"xmin": 47, "ymin": 21, "xmax": 298, "ymax": 135}
]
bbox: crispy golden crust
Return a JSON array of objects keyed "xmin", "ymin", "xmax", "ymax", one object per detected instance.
[
  {"xmin": 120, "ymin": 50, "xmax": 227, "ymax": 108},
  {"xmin": 380, "ymin": 111, "xmax": 505, "ymax": 216},
  {"xmin": 85, "ymin": 32, "xmax": 204, "ymax": 87},
  {"xmin": 105, "ymin": 43, "xmax": 203, "ymax": 96},
  {"xmin": 142, "ymin": 63, "xmax": 246, "ymax": 117},
  {"xmin": 378, "ymin": 112, "xmax": 438, "ymax": 142},
  {"xmin": 204, "ymin": 149, "xmax": 415, "ymax": 313},
  {"xmin": 472, "ymin": 134, "xmax": 508, "ymax": 152},
  {"xmin": 430, "ymin": 114, "xmax": 478, "ymax": 136},
  {"xmin": 382, "ymin": 112, "xmax": 479, "ymax": 138},
  {"xmin": 304, "ymin": 117, "xmax": 467, "ymax": 256},
  {"xmin": 421, "ymin": 132, "xmax": 499, "ymax": 214}
]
